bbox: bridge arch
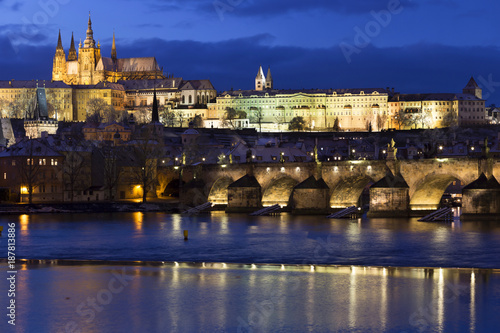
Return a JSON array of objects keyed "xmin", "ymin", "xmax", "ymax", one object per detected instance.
[
  {"xmin": 409, "ymin": 173, "xmax": 464, "ymax": 210},
  {"xmin": 262, "ymin": 175, "xmax": 299, "ymax": 207},
  {"xmin": 207, "ymin": 176, "xmax": 234, "ymax": 205},
  {"xmin": 330, "ymin": 175, "xmax": 374, "ymax": 208}
]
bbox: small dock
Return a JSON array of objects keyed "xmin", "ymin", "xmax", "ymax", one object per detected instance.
[
  {"xmin": 250, "ymin": 204, "xmax": 281, "ymax": 216},
  {"xmin": 182, "ymin": 202, "xmax": 213, "ymax": 215},
  {"xmin": 327, "ymin": 206, "xmax": 361, "ymax": 219}
]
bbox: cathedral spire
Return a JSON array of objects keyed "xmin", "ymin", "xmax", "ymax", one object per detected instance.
[
  {"xmin": 152, "ymin": 72, "xmax": 159, "ymax": 123},
  {"xmin": 111, "ymin": 31, "xmax": 117, "ymax": 61},
  {"xmin": 84, "ymin": 12, "xmax": 96, "ymax": 48},
  {"xmin": 68, "ymin": 32, "xmax": 77, "ymax": 61},
  {"xmin": 57, "ymin": 29, "xmax": 63, "ymax": 50}
]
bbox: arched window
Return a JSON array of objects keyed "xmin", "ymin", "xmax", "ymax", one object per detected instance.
[
  {"xmin": 182, "ymin": 96, "xmax": 185, "ymax": 104},
  {"xmin": 189, "ymin": 95, "xmax": 192, "ymax": 104}
]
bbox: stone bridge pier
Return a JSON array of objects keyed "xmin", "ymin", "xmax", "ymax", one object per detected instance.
[{"xmin": 171, "ymin": 158, "xmax": 500, "ymax": 217}]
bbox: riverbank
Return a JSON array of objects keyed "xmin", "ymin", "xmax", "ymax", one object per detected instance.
[{"xmin": 0, "ymin": 201, "xmax": 181, "ymax": 215}]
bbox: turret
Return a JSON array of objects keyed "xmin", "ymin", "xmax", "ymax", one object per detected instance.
[
  {"xmin": 84, "ymin": 13, "xmax": 96, "ymax": 48},
  {"xmin": 463, "ymin": 76, "xmax": 482, "ymax": 99},
  {"xmin": 265, "ymin": 66, "xmax": 273, "ymax": 89},
  {"xmin": 255, "ymin": 65, "xmax": 266, "ymax": 91}
]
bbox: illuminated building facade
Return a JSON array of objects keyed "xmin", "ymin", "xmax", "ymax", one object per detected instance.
[
  {"xmin": 212, "ymin": 68, "xmax": 486, "ymax": 131},
  {"xmin": 52, "ymin": 15, "xmax": 163, "ymax": 85}
]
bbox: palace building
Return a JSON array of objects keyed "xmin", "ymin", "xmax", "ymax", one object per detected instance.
[
  {"xmin": 210, "ymin": 67, "xmax": 486, "ymax": 131},
  {"xmin": 52, "ymin": 14, "xmax": 163, "ymax": 85}
]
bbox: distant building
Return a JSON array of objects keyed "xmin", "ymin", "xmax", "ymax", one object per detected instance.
[
  {"xmin": 24, "ymin": 87, "xmax": 58, "ymax": 139},
  {"xmin": 389, "ymin": 77, "xmax": 486, "ymax": 129},
  {"xmin": 83, "ymin": 122, "xmax": 132, "ymax": 142},
  {"xmin": 0, "ymin": 138, "xmax": 64, "ymax": 202},
  {"xmin": 52, "ymin": 15, "xmax": 163, "ymax": 85},
  {"xmin": 215, "ymin": 67, "xmax": 391, "ymax": 131}
]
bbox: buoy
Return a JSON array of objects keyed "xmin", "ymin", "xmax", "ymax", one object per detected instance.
[{"xmin": 183, "ymin": 230, "xmax": 188, "ymax": 240}]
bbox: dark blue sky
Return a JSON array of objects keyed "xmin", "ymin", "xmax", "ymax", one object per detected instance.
[{"xmin": 1, "ymin": 0, "xmax": 500, "ymax": 104}]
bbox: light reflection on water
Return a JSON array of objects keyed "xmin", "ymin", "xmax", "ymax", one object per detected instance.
[
  {"xmin": 2, "ymin": 212, "xmax": 500, "ymax": 268},
  {"xmin": 1, "ymin": 261, "xmax": 498, "ymax": 333}
]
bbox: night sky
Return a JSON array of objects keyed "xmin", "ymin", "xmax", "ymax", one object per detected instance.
[{"xmin": 1, "ymin": 0, "xmax": 499, "ymax": 104}]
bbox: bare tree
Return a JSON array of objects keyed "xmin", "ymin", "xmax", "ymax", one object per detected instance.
[
  {"xmin": 223, "ymin": 107, "xmax": 246, "ymax": 129},
  {"xmin": 86, "ymin": 98, "xmax": 120, "ymax": 123},
  {"xmin": 442, "ymin": 109, "xmax": 458, "ymax": 128},
  {"xmin": 175, "ymin": 111, "xmax": 185, "ymax": 128},
  {"xmin": 15, "ymin": 139, "xmax": 42, "ymax": 204},
  {"xmin": 101, "ymin": 145, "xmax": 125, "ymax": 201},
  {"xmin": 161, "ymin": 109, "xmax": 176, "ymax": 127},
  {"xmin": 62, "ymin": 139, "xmax": 89, "ymax": 202},
  {"xmin": 250, "ymin": 107, "xmax": 264, "ymax": 132},
  {"xmin": 376, "ymin": 113, "xmax": 387, "ymax": 131},
  {"xmin": 10, "ymin": 90, "xmax": 35, "ymax": 118},
  {"xmin": 134, "ymin": 107, "xmax": 152, "ymax": 124},
  {"xmin": 415, "ymin": 112, "xmax": 432, "ymax": 129},
  {"xmin": 130, "ymin": 136, "xmax": 162, "ymax": 203},
  {"xmin": 0, "ymin": 97, "xmax": 10, "ymax": 118}
]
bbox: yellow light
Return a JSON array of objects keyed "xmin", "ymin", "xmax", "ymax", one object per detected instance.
[
  {"xmin": 174, "ymin": 166, "xmax": 179, "ymax": 170},
  {"xmin": 135, "ymin": 185, "xmax": 141, "ymax": 189},
  {"xmin": 221, "ymin": 164, "xmax": 227, "ymax": 168},
  {"xmin": 20, "ymin": 187, "xmax": 28, "ymax": 194}
]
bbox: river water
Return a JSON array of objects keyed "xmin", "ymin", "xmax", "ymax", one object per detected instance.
[
  {"xmin": 1, "ymin": 212, "xmax": 500, "ymax": 268},
  {"xmin": 1, "ymin": 212, "xmax": 500, "ymax": 332}
]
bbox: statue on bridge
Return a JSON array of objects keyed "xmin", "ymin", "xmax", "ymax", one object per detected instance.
[{"xmin": 386, "ymin": 139, "xmax": 398, "ymax": 160}]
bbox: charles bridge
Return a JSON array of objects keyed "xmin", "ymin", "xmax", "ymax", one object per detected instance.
[{"xmin": 162, "ymin": 157, "xmax": 500, "ymax": 217}]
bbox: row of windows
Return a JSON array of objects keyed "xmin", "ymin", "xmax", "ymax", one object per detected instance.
[{"xmin": 25, "ymin": 158, "xmax": 58, "ymax": 166}]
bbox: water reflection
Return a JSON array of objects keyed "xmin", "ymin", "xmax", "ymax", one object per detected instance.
[
  {"xmin": 4, "ymin": 262, "xmax": 497, "ymax": 333},
  {"xmin": 19, "ymin": 214, "xmax": 29, "ymax": 234},
  {"xmin": 133, "ymin": 212, "xmax": 143, "ymax": 232},
  {"xmin": 3, "ymin": 212, "xmax": 500, "ymax": 268}
]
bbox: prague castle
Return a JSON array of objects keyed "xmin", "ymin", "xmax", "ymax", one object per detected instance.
[
  {"xmin": 53, "ymin": 14, "xmax": 162, "ymax": 85},
  {"xmin": 0, "ymin": 15, "xmax": 216, "ymax": 123},
  {"xmin": 0, "ymin": 15, "xmax": 489, "ymax": 132}
]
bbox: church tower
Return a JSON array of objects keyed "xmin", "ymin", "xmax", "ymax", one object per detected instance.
[
  {"xmin": 52, "ymin": 30, "xmax": 67, "ymax": 82},
  {"xmin": 68, "ymin": 32, "xmax": 77, "ymax": 61},
  {"xmin": 78, "ymin": 13, "xmax": 102, "ymax": 84},
  {"xmin": 463, "ymin": 76, "xmax": 482, "ymax": 99},
  {"xmin": 255, "ymin": 65, "xmax": 266, "ymax": 91},
  {"xmin": 111, "ymin": 31, "xmax": 117, "ymax": 62},
  {"xmin": 265, "ymin": 66, "xmax": 273, "ymax": 89}
]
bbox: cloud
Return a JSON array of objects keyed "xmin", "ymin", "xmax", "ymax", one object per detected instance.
[
  {"xmin": 149, "ymin": 0, "xmax": 417, "ymax": 17},
  {"xmin": 134, "ymin": 23, "xmax": 164, "ymax": 29},
  {"xmin": 2, "ymin": 33, "xmax": 500, "ymax": 105}
]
